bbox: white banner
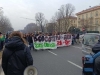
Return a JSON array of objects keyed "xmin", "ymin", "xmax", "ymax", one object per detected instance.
[{"xmin": 33, "ymin": 34, "xmax": 72, "ymax": 50}]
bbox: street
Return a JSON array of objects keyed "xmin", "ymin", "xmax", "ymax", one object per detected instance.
[
  {"xmin": 0, "ymin": 44, "xmax": 84, "ymax": 75},
  {"xmin": 32, "ymin": 44, "xmax": 84, "ymax": 75}
]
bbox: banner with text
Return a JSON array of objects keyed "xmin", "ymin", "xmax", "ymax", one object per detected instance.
[{"xmin": 33, "ymin": 34, "xmax": 72, "ymax": 50}]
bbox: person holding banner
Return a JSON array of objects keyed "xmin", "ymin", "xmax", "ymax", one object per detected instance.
[
  {"xmin": 34, "ymin": 33, "xmax": 39, "ymax": 42},
  {"xmin": 44, "ymin": 33, "xmax": 49, "ymax": 42},
  {"xmin": 38, "ymin": 33, "xmax": 44, "ymax": 42},
  {"xmin": 2, "ymin": 31, "xmax": 33, "ymax": 75}
]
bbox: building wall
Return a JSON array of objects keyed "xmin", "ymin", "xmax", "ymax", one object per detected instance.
[
  {"xmin": 77, "ymin": 7, "xmax": 100, "ymax": 31},
  {"xmin": 55, "ymin": 17, "xmax": 77, "ymax": 32}
]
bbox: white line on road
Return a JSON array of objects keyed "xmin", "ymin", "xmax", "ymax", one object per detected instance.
[
  {"xmin": 68, "ymin": 60, "xmax": 82, "ymax": 69},
  {"xmin": 82, "ymin": 50, "xmax": 90, "ymax": 54},
  {"xmin": 72, "ymin": 46, "xmax": 82, "ymax": 49},
  {"xmin": 48, "ymin": 51, "xmax": 57, "ymax": 56},
  {"xmin": 72, "ymin": 46, "xmax": 91, "ymax": 54}
]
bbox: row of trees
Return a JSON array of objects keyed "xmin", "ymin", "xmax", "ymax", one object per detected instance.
[
  {"xmin": 24, "ymin": 3, "xmax": 78, "ymax": 33},
  {"xmin": 47, "ymin": 3, "xmax": 75, "ymax": 33},
  {"xmin": 0, "ymin": 8, "xmax": 13, "ymax": 34}
]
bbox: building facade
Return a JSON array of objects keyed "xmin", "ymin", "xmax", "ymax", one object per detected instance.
[
  {"xmin": 76, "ymin": 5, "xmax": 100, "ymax": 31},
  {"xmin": 55, "ymin": 16, "xmax": 77, "ymax": 32}
]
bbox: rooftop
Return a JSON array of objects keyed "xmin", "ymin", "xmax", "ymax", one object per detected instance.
[
  {"xmin": 57, "ymin": 16, "xmax": 77, "ymax": 21},
  {"xmin": 76, "ymin": 5, "xmax": 100, "ymax": 15}
]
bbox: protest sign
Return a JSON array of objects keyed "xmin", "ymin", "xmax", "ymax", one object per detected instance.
[{"xmin": 33, "ymin": 34, "xmax": 72, "ymax": 50}]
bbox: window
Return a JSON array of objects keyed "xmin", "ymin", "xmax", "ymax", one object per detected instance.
[
  {"xmin": 95, "ymin": 27, "xmax": 98, "ymax": 31},
  {"xmin": 95, "ymin": 19, "xmax": 98, "ymax": 25},
  {"xmin": 74, "ymin": 20, "xmax": 75, "ymax": 23},
  {"xmin": 96, "ymin": 11, "xmax": 98, "ymax": 16},
  {"xmin": 78, "ymin": 16, "xmax": 80, "ymax": 19},
  {"xmin": 82, "ymin": 14, "xmax": 84, "ymax": 19},
  {"xmin": 90, "ymin": 12, "xmax": 92, "ymax": 18},
  {"xmin": 83, "ymin": 34, "xmax": 99, "ymax": 46},
  {"xmin": 86, "ymin": 13, "xmax": 88, "ymax": 19},
  {"xmin": 96, "ymin": 20, "xmax": 98, "ymax": 25}
]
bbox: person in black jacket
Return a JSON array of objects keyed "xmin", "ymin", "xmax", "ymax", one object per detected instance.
[
  {"xmin": 2, "ymin": 31, "xmax": 33, "ymax": 75},
  {"xmin": 27, "ymin": 33, "xmax": 34, "ymax": 50}
]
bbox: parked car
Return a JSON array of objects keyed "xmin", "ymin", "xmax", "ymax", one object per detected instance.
[
  {"xmin": 82, "ymin": 33, "xmax": 100, "ymax": 54},
  {"xmin": 82, "ymin": 33, "xmax": 100, "ymax": 75}
]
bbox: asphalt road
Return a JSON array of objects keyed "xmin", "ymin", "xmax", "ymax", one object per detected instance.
[
  {"xmin": 31, "ymin": 44, "xmax": 84, "ymax": 75},
  {"xmin": 0, "ymin": 44, "xmax": 84, "ymax": 75}
]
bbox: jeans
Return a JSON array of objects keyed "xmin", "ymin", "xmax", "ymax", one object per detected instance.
[{"xmin": 29, "ymin": 43, "xmax": 34, "ymax": 50}]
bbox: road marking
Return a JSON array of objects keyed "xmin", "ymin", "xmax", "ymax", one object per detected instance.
[
  {"xmin": 82, "ymin": 50, "xmax": 90, "ymax": 54},
  {"xmin": 48, "ymin": 51, "xmax": 57, "ymax": 56},
  {"xmin": 72, "ymin": 46, "xmax": 92, "ymax": 54},
  {"xmin": 72, "ymin": 46, "xmax": 82, "ymax": 49},
  {"xmin": 68, "ymin": 60, "xmax": 82, "ymax": 69}
]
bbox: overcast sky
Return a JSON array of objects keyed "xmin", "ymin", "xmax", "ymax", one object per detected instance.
[{"xmin": 0, "ymin": 0, "xmax": 100, "ymax": 30}]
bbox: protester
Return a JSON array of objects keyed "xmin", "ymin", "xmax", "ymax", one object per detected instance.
[
  {"xmin": 0, "ymin": 32, "xmax": 5, "ymax": 50},
  {"xmin": 27, "ymin": 33, "xmax": 34, "ymax": 50},
  {"xmin": 34, "ymin": 33, "xmax": 39, "ymax": 42},
  {"xmin": 76, "ymin": 33, "xmax": 80, "ymax": 44},
  {"xmin": 72, "ymin": 34, "xmax": 77, "ymax": 45},
  {"xmin": 5, "ymin": 31, "xmax": 12, "ymax": 43},
  {"xmin": 2, "ymin": 31, "xmax": 33, "ymax": 75},
  {"xmin": 44, "ymin": 33, "xmax": 49, "ymax": 42}
]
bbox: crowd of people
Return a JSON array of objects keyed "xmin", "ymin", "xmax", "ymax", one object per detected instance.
[
  {"xmin": 0, "ymin": 31, "xmax": 100, "ymax": 75},
  {"xmin": 0, "ymin": 31, "xmax": 81, "ymax": 51},
  {"xmin": 0, "ymin": 31, "xmax": 83, "ymax": 75}
]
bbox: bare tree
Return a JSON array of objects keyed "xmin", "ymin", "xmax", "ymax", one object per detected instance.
[
  {"xmin": 43, "ymin": 19, "xmax": 48, "ymax": 32},
  {"xmin": 80, "ymin": 19, "xmax": 90, "ymax": 31},
  {"xmin": 0, "ymin": 8, "xmax": 13, "ymax": 33},
  {"xmin": 54, "ymin": 12, "xmax": 62, "ymax": 32},
  {"xmin": 35, "ymin": 12, "xmax": 45, "ymax": 32},
  {"xmin": 58, "ymin": 3, "xmax": 75, "ymax": 32},
  {"xmin": 0, "ymin": 7, "xmax": 3, "ymax": 16},
  {"xmin": 0, "ymin": 16, "xmax": 13, "ymax": 33},
  {"xmin": 50, "ymin": 16, "xmax": 57, "ymax": 32}
]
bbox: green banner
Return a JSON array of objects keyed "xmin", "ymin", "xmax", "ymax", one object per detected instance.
[
  {"xmin": 34, "ymin": 42, "xmax": 43, "ymax": 50},
  {"xmin": 33, "ymin": 42, "xmax": 57, "ymax": 50}
]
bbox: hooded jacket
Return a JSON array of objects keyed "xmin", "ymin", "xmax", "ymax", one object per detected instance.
[{"xmin": 2, "ymin": 36, "xmax": 33, "ymax": 75}]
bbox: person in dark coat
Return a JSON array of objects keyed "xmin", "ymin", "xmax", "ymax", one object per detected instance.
[
  {"xmin": 0, "ymin": 32, "xmax": 5, "ymax": 50},
  {"xmin": 76, "ymin": 33, "xmax": 80, "ymax": 43},
  {"xmin": 27, "ymin": 33, "xmax": 34, "ymax": 50},
  {"xmin": 38, "ymin": 33, "xmax": 44, "ymax": 42},
  {"xmin": 34, "ymin": 33, "xmax": 39, "ymax": 42},
  {"xmin": 2, "ymin": 31, "xmax": 33, "ymax": 75}
]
